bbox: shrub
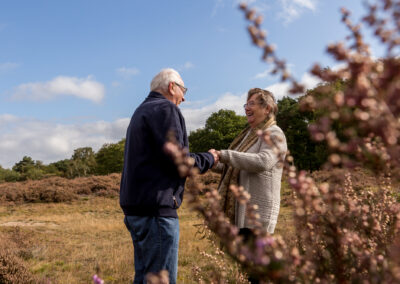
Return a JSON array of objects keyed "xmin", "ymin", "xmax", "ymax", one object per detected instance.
[
  {"xmin": 0, "ymin": 229, "xmax": 37, "ymax": 284},
  {"xmin": 0, "ymin": 174, "xmax": 121, "ymax": 204},
  {"xmin": 165, "ymin": 1, "xmax": 400, "ymax": 282}
]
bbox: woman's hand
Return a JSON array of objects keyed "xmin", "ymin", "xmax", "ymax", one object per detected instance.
[{"xmin": 208, "ymin": 149, "xmax": 221, "ymax": 168}]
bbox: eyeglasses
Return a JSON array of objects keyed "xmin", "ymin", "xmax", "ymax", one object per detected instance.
[
  {"xmin": 243, "ymin": 101, "xmax": 258, "ymax": 109},
  {"xmin": 174, "ymin": 82, "xmax": 188, "ymax": 95}
]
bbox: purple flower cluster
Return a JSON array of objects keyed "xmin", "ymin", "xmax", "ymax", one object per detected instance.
[
  {"xmin": 92, "ymin": 274, "xmax": 104, "ymax": 284},
  {"xmin": 162, "ymin": 0, "xmax": 400, "ymax": 283}
]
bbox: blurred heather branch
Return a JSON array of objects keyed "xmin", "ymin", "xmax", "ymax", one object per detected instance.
[{"xmin": 162, "ymin": 0, "xmax": 400, "ymax": 283}]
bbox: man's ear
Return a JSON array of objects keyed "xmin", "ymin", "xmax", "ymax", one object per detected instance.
[{"xmin": 168, "ymin": 82, "xmax": 175, "ymax": 95}]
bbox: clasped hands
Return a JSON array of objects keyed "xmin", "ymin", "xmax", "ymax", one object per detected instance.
[{"xmin": 208, "ymin": 149, "xmax": 221, "ymax": 166}]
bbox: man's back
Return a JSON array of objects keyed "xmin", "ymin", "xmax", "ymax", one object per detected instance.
[
  {"xmin": 120, "ymin": 68, "xmax": 216, "ymax": 284},
  {"xmin": 120, "ymin": 91, "xmax": 187, "ymax": 218}
]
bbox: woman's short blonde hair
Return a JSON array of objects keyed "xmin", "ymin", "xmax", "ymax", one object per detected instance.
[{"xmin": 247, "ymin": 88, "xmax": 278, "ymax": 118}]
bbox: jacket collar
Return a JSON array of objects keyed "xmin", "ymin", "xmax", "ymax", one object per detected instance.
[{"xmin": 147, "ymin": 91, "xmax": 166, "ymax": 100}]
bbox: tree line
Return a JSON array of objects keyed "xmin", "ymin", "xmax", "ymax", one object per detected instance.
[
  {"xmin": 0, "ymin": 82, "xmax": 342, "ymax": 183},
  {"xmin": 0, "ymin": 139, "xmax": 125, "ymax": 182}
]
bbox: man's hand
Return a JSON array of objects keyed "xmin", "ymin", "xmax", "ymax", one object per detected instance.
[{"xmin": 208, "ymin": 149, "xmax": 220, "ymax": 166}]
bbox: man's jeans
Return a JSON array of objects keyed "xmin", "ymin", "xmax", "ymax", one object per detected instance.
[{"xmin": 124, "ymin": 216, "xmax": 179, "ymax": 284}]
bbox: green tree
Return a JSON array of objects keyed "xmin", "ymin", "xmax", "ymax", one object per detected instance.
[
  {"xmin": 276, "ymin": 79, "xmax": 349, "ymax": 171},
  {"xmin": 95, "ymin": 139, "xmax": 125, "ymax": 175},
  {"xmin": 276, "ymin": 96, "xmax": 327, "ymax": 171},
  {"xmin": 0, "ymin": 166, "xmax": 21, "ymax": 182},
  {"xmin": 47, "ymin": 159, "xmax": 71, "ymax": 177},
  {"xmin": 41, "ymin": 163, "xmax": 62, "ymax": 176},
  {"xmin": 189, "ymin": 109, "xmax": 247, "ymax": 152},
  {"xmin": 0, "ymin": 165, "xmax": 4, "ymax": 182},
  {"xmin": 12, "ymin": 156, "xmax": 35, "ymax": 174},
  {"xmin": 303, "ymin": 79, "xmax": 348, "ymax": 142},
  {"xmin": 24, "ymin": 167, "xmax": 44, "ymax": 180},
  {"xmin": 11, "ymin": 156, "xmax": 45, "ymax": 180},
  {"xmin": 69, "ymin": 147, "xmax": 97, "ymax": 177}
]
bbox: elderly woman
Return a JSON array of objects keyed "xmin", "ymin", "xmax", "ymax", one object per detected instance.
[{"xmin": 213, "ymin": 88, "xmax": 287, "ymax": 235}]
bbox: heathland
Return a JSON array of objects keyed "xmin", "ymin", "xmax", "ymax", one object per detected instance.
[
  {"xmin": 1, "ymin": 167, "xmax": 386, "ymax": 283},
  {"xmin": 0, "ymin": 170, "xmax": 299, "ymax": 283}
]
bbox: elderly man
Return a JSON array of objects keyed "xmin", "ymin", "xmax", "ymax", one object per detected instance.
[{"xmin": 120, "ymin": 68, "xmax": 217, "ymax": 284}]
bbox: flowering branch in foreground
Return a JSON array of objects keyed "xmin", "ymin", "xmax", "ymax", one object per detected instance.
[{"xmin": 163, "ymin": 0, "xmax": 400, "ymax": 282}]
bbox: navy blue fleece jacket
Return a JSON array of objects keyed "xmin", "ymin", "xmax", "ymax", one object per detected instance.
[{"xmin": 119, "ymin": 91, "xmax": 214, "ymax": 218}]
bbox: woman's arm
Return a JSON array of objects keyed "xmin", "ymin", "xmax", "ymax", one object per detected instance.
[
  {"xmin": 219, "ymin": 127, "xmax": 287, "ymax": 173},
  {"xmin": 211, "ymin": 161, "xmax": 225, "ymax": 173}
]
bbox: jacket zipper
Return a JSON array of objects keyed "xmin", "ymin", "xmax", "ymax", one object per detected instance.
[{"xmin": 172, "ymin": 196, "xmax": 178, "ymax": 208}]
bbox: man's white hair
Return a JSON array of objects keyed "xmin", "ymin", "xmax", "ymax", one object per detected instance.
[{"xmin": 150, "ymin": 68, "xmax": 182, "ymax": 92}]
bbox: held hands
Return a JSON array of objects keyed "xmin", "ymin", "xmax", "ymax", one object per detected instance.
[{"xmin": 208, "ymin": 149, "xmax": 221, "ymax": 167}]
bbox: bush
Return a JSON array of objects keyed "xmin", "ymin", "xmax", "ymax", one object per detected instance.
[
  {"xmin": 165, "ymin": 1, "xmax": 400, "ymax": 283},
  {"xmin": 0, "ymin": 229, "xmax": 37, "ymax": 284},
  {"xmin": 0, "ymin": 174, "xmax": 121, "ymax": 204},
  {"xmin": 0, "ymin": 168, "xmax": 22, "ymax": 183}
]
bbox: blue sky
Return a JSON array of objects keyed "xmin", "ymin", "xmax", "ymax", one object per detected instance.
[{"xmin": 0, "ymin": 0, "xmax": 371, "ymax": 168}]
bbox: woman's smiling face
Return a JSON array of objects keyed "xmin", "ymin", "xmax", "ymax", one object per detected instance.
[{"xmin": 245, "ymin": 93, "xmax": 269, "ymax": 128}]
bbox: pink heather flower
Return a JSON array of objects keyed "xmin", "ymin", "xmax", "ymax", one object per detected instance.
[{"xmin": 93, "ymin": 274, "xmax": 104, "ymax": 284}]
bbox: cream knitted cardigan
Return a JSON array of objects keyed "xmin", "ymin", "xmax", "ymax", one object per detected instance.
[{"xmin": 218, "ymin": 124, "xmax": 287, "ymax": 234}]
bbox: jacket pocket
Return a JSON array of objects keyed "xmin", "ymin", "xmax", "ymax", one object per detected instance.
[{"xmin": 156, "ymin": 188, "xmax": 176, "ymax": 208}]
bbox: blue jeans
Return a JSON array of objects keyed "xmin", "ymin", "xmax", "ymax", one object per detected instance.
[{"xmin": 124, "ymin": 216, "xmax": 179, "ymax": 284}]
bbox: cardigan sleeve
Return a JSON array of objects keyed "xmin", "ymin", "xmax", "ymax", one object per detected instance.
[
  {"xmin": 211, "ymin": 162, "xmax": 225, "ymax": 173},
  {"xmin": 219, "ymin": 126, "xmax": 287, "ymax": 173}
]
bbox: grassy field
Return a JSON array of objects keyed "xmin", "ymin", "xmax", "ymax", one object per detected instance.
[{"xmin": 0, "ymin": 175, "xmax": 294, "ymax": 283}]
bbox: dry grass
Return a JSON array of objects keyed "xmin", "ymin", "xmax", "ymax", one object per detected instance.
[
  {"xmin": 0, "ymin": 197, "xmax": 131, "ymax": 283},
  {"xmin": 0, "ymin": 173, "xmax": 294, "ymax": 283}
]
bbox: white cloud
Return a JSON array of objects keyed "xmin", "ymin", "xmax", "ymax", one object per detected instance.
[
  {"xmin": 112, "ymin": 81, "xmax": 121, "ymax": 87},
  {"xmin": 265, "ymin": 82, "xmax": 291, "ymax": 99},
  {"xmin": 253, "ymin": 68, "xmax": 273, "ymax": 79},
  {"xmin": 245, "ymin": 1, "xmax": 270, "ymax": 13},
  {"xmin": 253, "ymin": 63, "xmax": 293, "ymax": 80},
  {"xmin": 293, "ymin": 0, "xmax": 316, "ymax": 10},
  {"xmin": 0, "ymin": 114, "xmax": 18, "ymax": 122},
  {"xmin": 178, "ymin": 61, "xmax": 195, "ymax": 72},
  {"xmin": 11, "ymin": 76, "xmax": 105, "ymax": 103},
  {"xmin": 182, "ymin": 92, "xmax": 247, "ymax": 132},
  {"xmin": 279, "ymin": 0, "xmax": 318, "ymax": 24},
  {"xmin": 213, "ymin": 0, "xmax": 269, "ymax": 16},
  {"xmin": 265, "ymin": 72, "xmax": 321, "ymax": 98},
  {"xmin": 116, "ymin": 67, "xmax": 140, "ymax": 79},
  {"xmin": 212, "ymin": 0, "xmax": 225, "ymax": 17},
  {"xmin": 232, "ymin": 0, "xmax": 270, "ymax": 13},
  {"xmin": 0, "ymin": 116, "xmax": 130, "ymax": 168},
  {"xmin": 217, "ymin": 26, "xmax": 228, "ymax": 33},
  {"xmin": 332, "ymin": 63, "xmax": 348, "ymax": 72},
  {"xmin": 0, "ymin": 62, "xmax": 19, "ymax": 72},
  {"xmin": 213, "ymin": 0, "xmax": 315, "ymax": 23},
  {"xmin": 182, "ymin": 71, "xmax": 321, "ymax": 132},
  {"xmin": 183, "ymin": 62, "xmax": 194, "ymax": 69},
  {"xmin": 301, "ymin": 72, "xmax": 321, "ymax": 89},
  {"xmin": 0, "ymin": 114, "xmax": 19, "ymax": 130}
]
